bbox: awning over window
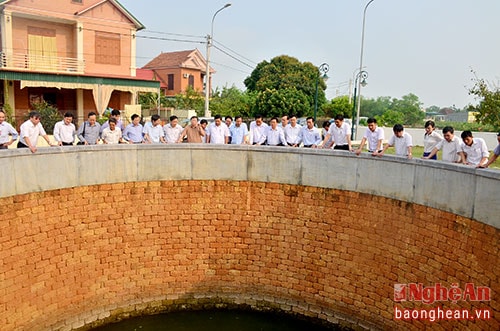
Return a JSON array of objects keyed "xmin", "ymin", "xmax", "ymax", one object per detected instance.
[{"xmin": 0, "ymin": 70, "xmax": 159, "ymax": 114}]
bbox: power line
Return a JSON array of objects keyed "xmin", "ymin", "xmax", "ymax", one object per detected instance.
[
  {"xmin": 136, "ymin": 34, "xmax": 205, "ymax": 44},
  {"xmin": 210, "ymin": 61, "xmax": 252, "ymax": 75},
  {"xmin": 138, "ymin": 30, "xmax": 204, "ymax": 39},
  {"xmin": 213, "ymin": 40, "xmax": 258, "ymax": 66},
  {"xmin": 212, "ymin": 44, "xmax": 254, "ymax": 69},
  {"xmin": 76, "ymin": 26, "xmax": 206, "ymax": 44}
]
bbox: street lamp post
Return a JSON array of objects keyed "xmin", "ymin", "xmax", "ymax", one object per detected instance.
[
  {"xmin": 354, "ymin": 0, "xmax": 376, "ymax": 139},
  {"xmin": 314, "ymin": 63, "xmax": 329, "ymax": 122},
  {"xmin": 204, "ymin": 3, "xmax": 231, "ymax": 117},
  {"xmin": 351, "ymin": 70, "xmax": 368, "ymax": 137}
]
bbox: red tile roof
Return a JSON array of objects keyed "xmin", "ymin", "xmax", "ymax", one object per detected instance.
[
  {"xmin": 136, "ymin": 68, "xmax": 167, "ymax": 88},
  {"xmin": 142, "ymin": 49, "xmax": 212, "ymax": 72},
  {"xmin": 143, "ymin": 50, "xmax": 196, "ymax": 69}
]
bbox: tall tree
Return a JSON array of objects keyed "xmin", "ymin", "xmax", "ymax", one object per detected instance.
[
  {"xmin": 323, "ymin": 96, "xmax": 352, "ymax": 118},
  {"xmin": 360, "ymin": 96, "xmax": 391, "ymax": 118},
  {"xmin": 164, "ymin": 87, "xmax": 204, "ymax": 114},
  {"xmin": 469, "ymin": 76, "xmax": 500, "ymax": 128},
  {"xmin": 375, "ymin": 93, "xmax": 424, "ymax": 126},
  {"xmin": 244, "ymin": 55, "xmax": 326, "ymax": 117},
  {"xmin": 390, "ymin": 93, "xmax": 424, "ymax": 125},
  {"xmin": 210, "ymin": 85, "xmax": 255, "ymax": 117}
]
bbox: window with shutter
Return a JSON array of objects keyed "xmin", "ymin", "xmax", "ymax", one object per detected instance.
[
  {"xmin": 167, "ymin": 74, "xmax": 174, "ymax": 91},
  {"xmin": 28, "ymin": 27, "xmax": 57, "ymax": 71},
  {"xmin": 188, "ymin": 75, "xmax": 194, "ymax": 89},
  {"xmin": 95, "ymin": 32, "xmax": 121, "ymax": 65}
]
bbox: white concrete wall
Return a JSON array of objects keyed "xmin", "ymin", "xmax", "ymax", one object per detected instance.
[{"xmin": 1, "ymin": 144, "xmax": 498, "ymax": 229}]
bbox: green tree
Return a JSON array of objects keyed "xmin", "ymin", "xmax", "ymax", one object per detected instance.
[
  {"xmin": 164, "ymin": 87, "xmax": 204, "ymax": 115},
  {"xmin": 390, "ymin": 93, "xmax": 424, "ymax": 126},
  {"xmin": 323, "ymin": 96, "xmax": 352, "ymax": 118},
  {"xmin": 29, "ymin": 101, "xmax": 62, "ymax": 134},
  {"xmin": 360, "ymin": 96, "xmax": 391, "ymax": 118},
  {"xmin": 375, "ymin": 109, "xmax": 404, "ymax": 127},
  {"xmin": 138, "ymin": 92, "xmax": 161, "ymax": 112},
  {"xmin": 373, "ymin": 93, "xmax": 424, "ymax": 127},
  {"xmin": 244, "ymin": 55, "xmax": 326, "ymax": 117},
  {"xmin": 468, "ymin": 76, "xmax": 500, "ymax": 128},
  {"xmin": 210, "ymin": 85, "xmax": 255, "ymax": 117},
  {"xmin": 254, "ymin": 87, "xmax": 310, "ymax": 118}
]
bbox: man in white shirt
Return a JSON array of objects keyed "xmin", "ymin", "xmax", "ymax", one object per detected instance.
[
  {"xmin": 422, "ymin": 126, "xmax": 462, "ymax": 163},
  {"xmin": 0, "ymin": 110, "xmax": 18, "ymax": 149},
  {"xmin": 480, "ymin": 132, "xmax": 500, "ymax": 168},
  {"xmin": 206, "ymin": 114, "xmax": 230, "ymax": 144},
  {"xmin": 265, "ymin": 117, "xmax": 287, "ymax": 146},
  {"xmin": 53, "ymin": 112, "xmax": 76, "ymax": 146},
  {"xmin": 163, "ymin": 115, "xmax": 183, "ymax": 143},
  {"xmin": 17, "ymin": 111, "xmax": 53, "ymax": 153},
  {"xmin": 374, "ymin": 124, "xmax": 413, "ymax": 159},
  {"xmin": 249, "ymin": 114, "xmax": 268, "ymax": 145},
  {"xmin": 460, "ymin": 130, "xmax": 489, "ymax": 167},
  {"xmin": 100, "ymin": 109, "xmax": 125, "ymax": 133},
  {"xmin": 355, "ymin": 117, "xmax": 384, "ymax": 155},
  {"xmin": 322, "ymin": 114, "xmax": 352, "ymax": 150},
  {"xmin": 102, "ymin": 117, "xmax": 125, "ymax": 144},
  {"xmin": 299, "ymin": 117, "xmax": 322, "ymax": 148},
  {"xmin": 225, "ymin": 116, "xmax": 233, "ymax": 144},
  {"xmin": 284, "ymin": 115, "xmax": 302, "ymax": 147},
  {"xmin": 229, "ymin": 116, "xmax": 249, "ymax": 144},
  {"xmin": 280, "ymin": 114, "xmax": 289, "ymax": 128},
  {"xmin": 144, "ymin": 114, "xmax": 166, "ymax": 144}
]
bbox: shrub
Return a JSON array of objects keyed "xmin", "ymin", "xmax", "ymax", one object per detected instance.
[{"xmin": 27, "ymin": 101, "xmax": 63, "ymax": 134}]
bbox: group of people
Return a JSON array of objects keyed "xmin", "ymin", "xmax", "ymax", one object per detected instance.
[
  {"xmin": 361, "ymin": 119, "xmax": 499, "ymax": 168},
  {"xmin": 0, "ymin": 109, "xmax": 498, "ymax": 168}
]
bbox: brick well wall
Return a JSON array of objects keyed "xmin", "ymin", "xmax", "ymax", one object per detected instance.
[{"xmin": 0, "ymin": 180, "xmax": 498, "ymax": 331}]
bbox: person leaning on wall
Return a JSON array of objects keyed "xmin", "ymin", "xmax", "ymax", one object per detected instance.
[
  {"xmin": 0, "ymin": 110, "xmax": 18, "ymax": 149},
  {"xmin": 17, "ymin": 111, "xmax": 54, "ymax": 153}
]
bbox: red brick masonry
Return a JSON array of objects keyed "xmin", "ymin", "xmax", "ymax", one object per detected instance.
[{"xmin": 0, "ymin": 181, "xmax": 498, "ymax": 330}]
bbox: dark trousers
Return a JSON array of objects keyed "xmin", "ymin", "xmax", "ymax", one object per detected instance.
[
  {"xmin": 61, "ymin": 142, "xmax": 74, "ymax": 146},
  {"xmin": 334, "ymin": 145, "xmax": 349, "ymax": 150},
  {"xmin": 17, "ymin": 141, "xmax": 28, "ymax": 148},
  {"xmin": 423, "ymin": 152, "xmax": 437, "ymax": 160}
]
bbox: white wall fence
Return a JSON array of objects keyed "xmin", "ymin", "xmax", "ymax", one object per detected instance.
[{"xmin": 1, "ymin": 144, "xmax": 499, "ymax": 229}]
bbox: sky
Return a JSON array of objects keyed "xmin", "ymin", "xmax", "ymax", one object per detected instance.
[{"xmin": 119, "ymin": 0, "xmax": 500, "ymax": 110}]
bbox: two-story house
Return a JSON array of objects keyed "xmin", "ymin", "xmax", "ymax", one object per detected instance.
[
  {"xmin": 142, "ymin": 49, "xmax": 213, "ymax": 97},
  {"xmin": 0, "ymin": 0, "xmax": 159, "ymax": 125}
]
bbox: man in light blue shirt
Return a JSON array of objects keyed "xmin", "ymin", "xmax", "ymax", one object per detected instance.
[
  {"xmin": 299, "ymin": 117, "xmax": 322, "ymax": 148},
  {"xmin": 144, "ymin": 114, "xmax": 165, "ymax": 144},
  {"xmin": 229, "ymin": 116, "xmax": 248, "ymax": 144},
  {"xmin": 123, "ymin": 114, "xmax": 144, "ymax": 144}
]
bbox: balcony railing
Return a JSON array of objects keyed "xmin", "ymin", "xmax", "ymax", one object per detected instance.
[{"xmin": 0, "ymin": 52, "xmax": 85, "ymax": 74}]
